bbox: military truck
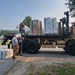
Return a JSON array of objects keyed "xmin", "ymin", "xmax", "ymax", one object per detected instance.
[{"xmin": 18, "ymin": 12, "xmax": 75, "ymax": 55}]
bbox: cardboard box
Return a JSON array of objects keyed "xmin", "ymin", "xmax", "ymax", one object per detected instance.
[{"xmin": 7, "ymin": 49, "xmax": 13, "ymax": 58}]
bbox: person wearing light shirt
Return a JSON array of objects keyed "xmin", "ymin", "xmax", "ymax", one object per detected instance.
[{"xmin": 12, "ymin": 34, "xmax": 19, "ymax": 59}]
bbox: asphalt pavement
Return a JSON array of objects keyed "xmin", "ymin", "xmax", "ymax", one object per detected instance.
[{"xmin": 0, "ymin": 56, "xmax": 24, "ymax": 75}]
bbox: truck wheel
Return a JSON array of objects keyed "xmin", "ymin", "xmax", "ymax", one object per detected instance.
[
  {"xmin": 38, "ymin": 43, "xmax": 41, "ymax": 49},
  {"xmin": 26, "ymin": 41, "xmax": 39, "ymax": 54},
  {"xmin": 63, "ymin": 47, "xmax": 67, "ymax": 52},
  {"xmin": 66, "ymin": 41, "xmax": 75, "ymax": 55},
  {"xmin": 22, "ymin": 40, "xmax": 28, "ymax": 53}
]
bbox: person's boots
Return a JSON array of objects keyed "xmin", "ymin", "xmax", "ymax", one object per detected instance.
[{"xmin": 12, "ymin": 55, "xmax": 16, "ymax": 59}]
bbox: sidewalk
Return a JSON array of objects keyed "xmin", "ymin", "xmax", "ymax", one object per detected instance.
[{"xmin": 0, "ymin": 56, "xmax": 24, "ymax": 75}]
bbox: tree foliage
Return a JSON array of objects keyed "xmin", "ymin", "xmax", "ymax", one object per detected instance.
[
  {"xmin": 66, "ymin": 0, "xmax": 75, "ymax": 17},
  {"xmin": 0, "ymin": 30, "xmax": 18, "ymax": 36},
  {"xmin": 0, "ymin": 30, "xmax": 10, "ymax": 36},
  {"xmin": 23, "ymin": 16, "xmax": 32, "ymax": 28},
  {"xmin": 19, "ymin": 16, "xmax": 32, "ymax": 33}
]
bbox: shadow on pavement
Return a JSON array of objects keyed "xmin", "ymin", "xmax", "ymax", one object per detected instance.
[{"xmin": 22, "ymin": 50, "xmax": 75, "ymax": 58}]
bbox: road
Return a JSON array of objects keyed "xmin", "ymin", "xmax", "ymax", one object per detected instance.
[
  {"xmin": 23, "ymin": 47, "xmax": 75, "ymax": 59},
  {"xmin": 5, "ymin": 48, "xmax": 75, "ymax": 75},
  {"xmin": 22, "ymin": 47, "xmax": 75, "ymax": 64}
]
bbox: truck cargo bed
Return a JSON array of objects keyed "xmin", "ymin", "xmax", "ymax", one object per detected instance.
[{"xmin": 22, "ymin": 34, "xmax": 69, "ymax": 39}]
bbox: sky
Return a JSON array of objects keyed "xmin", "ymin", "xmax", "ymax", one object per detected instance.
[{"xmin": 0, "ymin": 0, "xmax": 74, "ymax": 30}]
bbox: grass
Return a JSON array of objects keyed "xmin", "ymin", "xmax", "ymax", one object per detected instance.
[{"xmin": 27, "ymin": 63, "xmax": 75, "ymax": 75}]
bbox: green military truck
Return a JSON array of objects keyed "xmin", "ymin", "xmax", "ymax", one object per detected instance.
[{"xmin": 19, "ymin": 11, "xmax": 75, "ymax": 55}]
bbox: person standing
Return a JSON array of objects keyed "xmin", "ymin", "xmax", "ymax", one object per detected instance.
[
  {"xmin": 12, "ymin": 34, "xmax": 19, "ymax": 59},
  {"xmin": 18, "ymin": 36, "xmax": 23, "ymax": 56}
]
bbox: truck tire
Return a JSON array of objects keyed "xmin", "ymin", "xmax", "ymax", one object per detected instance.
[
  {"xmin": 38, "ymin": 43, "xmax": 41, "ymax": 49},
  {"xmin": 26, "ymin": 41, "xmax": 39, "ymax": 54},
  {"xmin": 64, "ymin": 40, "xmax": 74, "ymax": 53},
  {"xmin": 22, "ymin": 40, "xmax": 28, "ymax": 53},
  {"xmin": 63, "ymin": 46, "xmax": 67, "ymax": 52},
  {"xmin": 66, "ymin": 41, "xmax": 75, "ymax": 55}
]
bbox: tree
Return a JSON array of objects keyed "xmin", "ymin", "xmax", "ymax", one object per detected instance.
[
  {"xmin": 23, "ymin": 16, "xmax": 32, "ymax": 27},
  {"xmin": 0, "ymin": 30, "xmax": 10, "ymax": 36},
  {"xmin": 66, "ymin": 0, "xmax": 75, "ymax": 17},
  {"xmin": 19, "ymin": 16, "xmax": 32, "ymax": 34},
  {"xmin": 19, "ymin": 22, "xmax": 24, "ymax": 33}
]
